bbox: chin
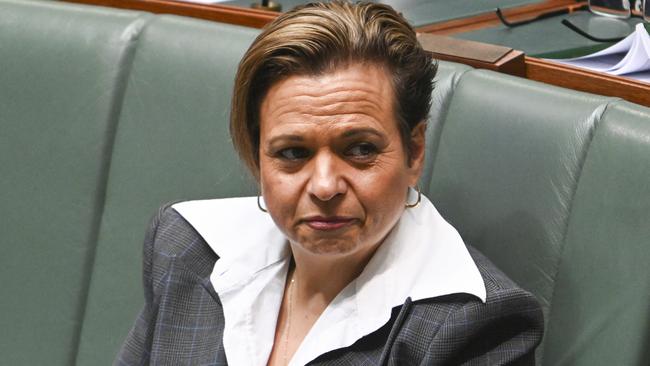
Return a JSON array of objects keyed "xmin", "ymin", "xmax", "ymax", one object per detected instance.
[{"xmin": 294, "ymin": 236, "xmax": 361, "ymax": 256}]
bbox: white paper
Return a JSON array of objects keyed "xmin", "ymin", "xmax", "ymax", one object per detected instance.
[{"xmin": 551, "ymin": 24, "xmax": 650, "ymax": 81}]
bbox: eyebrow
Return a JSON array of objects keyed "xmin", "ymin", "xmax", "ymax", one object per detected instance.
[
  {"xmin": 340, "ymin": 128, "xmax": 385, "ymax": 139},
  {"xmin": 265, "ymin": 127, "xmax": 385, "ymax": 147},
  {"xmin": 266, "ymin": 134, "xmax": 304, "ymax": 147}
]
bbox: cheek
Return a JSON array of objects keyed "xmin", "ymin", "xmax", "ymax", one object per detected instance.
[
  {"xmin": 360, "ymin": 155, "xmax": 410, "ymax": 193},
  {"xmin": 260, "ymin": 166, "xmax": 303, "ymax": 227},
  {"xmin": 352, "ymin": 165, "xmax": 410, "ymax": 221}
]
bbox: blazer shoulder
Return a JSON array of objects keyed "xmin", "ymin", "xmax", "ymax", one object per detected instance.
[
  {"xmin": 409, "ymin": 247, "xmax": 544, "ymax": 365},
  {"xmin": 467, "ymin": 245, "xmax": 538, "ymax": 301},
  {"xmin": 148, "ymin": 203, "xmax": 204, "ymax": 256},
  {"xmin": 144, "ymin": 203, "xmax": 218, "ymax": 286}
]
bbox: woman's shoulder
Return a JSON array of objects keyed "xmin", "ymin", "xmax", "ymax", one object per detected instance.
[
  {"xmin": 144, "ymin": 203, "xmax": 217, "ymax": 279},
  {"xmin": 407, "ymin": 245, "xmax": 543, "ymax": 337},
  {"xmin": 147, "ymin": 203, "xmax": 205, "ymax": 257},
  {"xmin": 466, "ymin": 245, "xmax": 539, "ymax": 304},
  {"xmin": 397, "ymin": 247, "xmax": 543, "ymax": 363}
]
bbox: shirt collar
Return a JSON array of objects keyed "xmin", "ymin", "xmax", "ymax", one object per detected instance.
[
  {"xmin": 173, "ymin": 195, "xmax": 485, "ymax": 365},
  {"xmin": 174, "ymin": 196, "xmax": 288, "ymax": 290}
]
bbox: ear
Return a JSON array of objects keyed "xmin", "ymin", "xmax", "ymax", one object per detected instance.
[{"xmin": 407, "ymin": 121, "xmax": 426, "ymax": 186}]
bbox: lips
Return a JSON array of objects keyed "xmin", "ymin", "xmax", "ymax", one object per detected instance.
[{"xmin": 302, "ymin": 216, "xmax": 357, "ymax": 231}]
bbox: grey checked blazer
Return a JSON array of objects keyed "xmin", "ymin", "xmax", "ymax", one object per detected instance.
[{"xmin": 116, "ymin": 205, "xmax": 544, "ymax": 365}]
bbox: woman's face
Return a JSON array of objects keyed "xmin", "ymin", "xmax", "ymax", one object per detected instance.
[{"xmin": 259, "ymin": 63, "xmax": 425, "ymax": 257}]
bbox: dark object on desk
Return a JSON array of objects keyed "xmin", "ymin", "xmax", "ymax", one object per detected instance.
[
  {"xmin": 497, "ymin": 0, "xmax": 648, "ymax": 42},
  {"xmin": 561, "ymin": 17, "xmax": 630, "ymax": 41},
  {"xmin": 252, "ymin": 0, "xmax": 281, "ymax": 12},
  {"xmin": 455, "ymin": 11, "xmax": 642, "ymax": 58},
  {"xmin": 562, "ymin": 0, "xmax": 649, "ymax": 42},
  {"xmin": 495, "ymin": 4, "xmax": 589, "ymax": 27},
  {"xmin": 224, "ymin": 0, "xmax": 546, "ymax": 28},
  {"xmin": 590, "ymin": 0, "xmax": 638, "ymax": 19}
]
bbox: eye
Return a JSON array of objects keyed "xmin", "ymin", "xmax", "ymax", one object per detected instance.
[
  {"xmin": 277, "ymin": 147, "xmax": 310, "ymax": 161},
  {"xmin": 344, "ymin": 142, "xmax": 378, "ymax": 161}
]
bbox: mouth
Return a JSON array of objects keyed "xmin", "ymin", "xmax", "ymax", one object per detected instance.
[{"xmin": 302, "ymin": 216, "xmax": 357, "ymax": 231}]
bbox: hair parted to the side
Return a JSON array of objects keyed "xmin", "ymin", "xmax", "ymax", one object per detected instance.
[{"xmin": 230, "ymin": 0, "xmax": 437, "ymax": 179}]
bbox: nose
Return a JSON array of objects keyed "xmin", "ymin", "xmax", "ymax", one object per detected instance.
[{"xmin": 306, "ymin": 151, "xmax": 347, "ymax": 202}]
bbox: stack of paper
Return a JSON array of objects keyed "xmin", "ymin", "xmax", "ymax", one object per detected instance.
[{"xmin": 553, "ymin": 24, "xmax": 650, "ymax": 83}]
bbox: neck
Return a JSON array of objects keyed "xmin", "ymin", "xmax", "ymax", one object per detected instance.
[
  {"xmin": 268, "ymin": 241, "xmax": 383, "ymax": 366},
  {"xmin": 289, "ymin": 242, "xmax": 381, "ymax": 310}
]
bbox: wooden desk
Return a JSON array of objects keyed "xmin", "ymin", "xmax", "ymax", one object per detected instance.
[
  {"xmin": 64, "ymin": 0, "xmax": 576, "ymax": 30},
  {"xmin": 417, "ymin": 35, "xmax": 650, "ymax": 107},
  {"xmin": 418, "ymin": 34, "xmax": 526, "ymax": 77},
  {"xmin": 417, "ymin": 38, "xmax": 650, "ymax": 107},
  {"xmin": 421, "ymin": 2, "xmax": 650, "ymax": 106},
  {"xmin": 65, "ymin": 0, "xmax": 277, "ymax": 28},
  {"xmin": 526, "ymin": 58, "xmax": 650, "ymax": 106},
  {"xmin": 62, "ymin": 0, "xmax": 650, "ymax": 107},
  {"xmin": 416, "ymin": 0, "xmax": 580, "ymax": 34}
]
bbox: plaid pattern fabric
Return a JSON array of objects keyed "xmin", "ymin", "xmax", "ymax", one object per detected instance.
[{"xmin": 116, "ymin": 206, "xmax": 543, "ymax": 365}]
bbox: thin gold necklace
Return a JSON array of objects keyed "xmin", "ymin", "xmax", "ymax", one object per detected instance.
[{"xmin": 283, "ymin": 271, "xmax": 296, "ymax": 365}]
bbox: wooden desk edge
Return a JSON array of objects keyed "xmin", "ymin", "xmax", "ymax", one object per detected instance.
[
  {"xmin": 525, "ymin": 57, "xmax": 650, "ymax": 107},
  {"xmin": 63, "ymin": 0, "xmax": 278, "ymax": 28},
  {"xmin": 417, "ymin": 0, "xmax": 583, "ymax": 35},
  {"xmin": 60, "ymin": 0, "xmax": 649, "ymax": 108},
  {"xmin": 63, "ymin": 0, "xmax": 581, "ymax": 34},
  {"xmin": 419, "ymin": 34, "xmax": 526, "ymax": 77}
]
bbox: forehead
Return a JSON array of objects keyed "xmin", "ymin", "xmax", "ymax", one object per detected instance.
[{"xmin": 259, "ymin": 63, "xmax": 398, "ymax": 137}]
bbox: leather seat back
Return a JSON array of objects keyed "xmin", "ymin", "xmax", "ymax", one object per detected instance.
[
  {"xmin": 425, "ymin": 69, "xmax": 615, "ymax": 359},
  {"xmin": 3, "ymin": 1, "xmax": 649, "ymax": 364},
  {"xmin": 0, "ymin": 1, "xmax": 149, "ymax": 364},
  {"xmin": 74, "ymin": 15, "xmax": 260, "ymax": 364},
  {"xmin": 542, "ymin": 101, "xmax": 650, "ymax": 365}
]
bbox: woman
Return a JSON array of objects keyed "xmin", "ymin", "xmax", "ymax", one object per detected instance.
[{"xmin": 116, "ymin": 1, "xmax": 543, "ymax": 365}]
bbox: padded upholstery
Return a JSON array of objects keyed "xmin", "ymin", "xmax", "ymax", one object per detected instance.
[
  {"xmin": 425, "ymin": 70, "xmax": 614, "ymax": 359},
  {"xmin": 74, "ymin": 15, "xmax": 260, "ymax": 365},
  {"xmin": 3, "ymin": 1, "xmax": 650, "ymax": 365},
  {"xmin": 542, "ymin": 102, "xmax": 650, "ymax": 366},
  {"xmin": 0, "ymin": 0, "xmax": 149, "ymax": 364},
  {"xmin": 420, "ymin": 61, "xmax": 472, "ymax": 187}
]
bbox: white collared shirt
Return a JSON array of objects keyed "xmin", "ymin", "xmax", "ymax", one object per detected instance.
[{"xmin": 173, "ymin": 195, "xmax": 485, "ymax": 366}]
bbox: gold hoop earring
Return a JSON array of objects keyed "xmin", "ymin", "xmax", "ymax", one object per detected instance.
[
  {"xmin": 405, "ymin": 185, "xmax": 421, "ymax": 208},
  {"xmin": 257, "ymin": 195, "xmax": 268, "ymax": 213}
]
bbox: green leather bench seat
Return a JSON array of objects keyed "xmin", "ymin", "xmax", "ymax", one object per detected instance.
[
  {"xmin": 75, "ymin": 16, "xmax": 260, "ymax": 365},
  {"xmin": 420, "ymin": 61, "xmax": 473, "ymax": 186},
  {"xmin": 221, "ymin": 0, "xmax": 543, "ymax": 28},
  {"xmin": 542, "ymin": 102, "xmax": 650, "ymax": 365},
  {"xmin": 1, "ymin": 1, "xmax": 649, "ymax": 365},
  {"xmin": 0, "ymin": 0, "xmax": 149, "ymax": 364},
  {"xmin": 428, "ymin": 70, "xmax": 613, "ymax": 328},
  {"xmin": 75, "ymin": 30, "xmax": 474, "ymax": 365}
]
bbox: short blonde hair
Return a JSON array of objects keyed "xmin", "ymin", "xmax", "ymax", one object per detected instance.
[{"xmin": 230, "ymin": 1, "xmax": 436, "ymax": 178}]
